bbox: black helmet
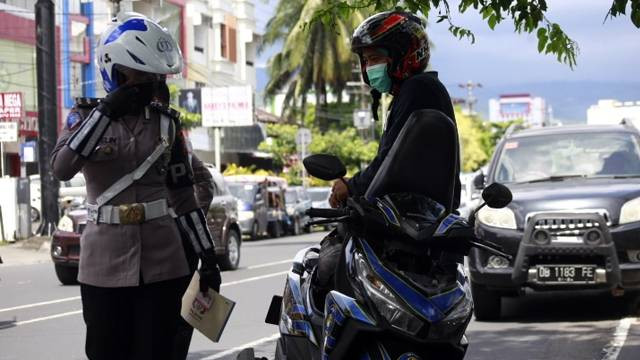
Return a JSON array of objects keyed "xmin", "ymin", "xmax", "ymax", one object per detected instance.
[{"xmin": 351, "ymin": 11, "xmax": 430, "ymax": 85}]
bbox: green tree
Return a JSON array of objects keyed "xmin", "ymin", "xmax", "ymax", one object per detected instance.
[
  {"xmin": 456, "ymin": 109, "xmax": 490, "ymax": 172},
  {"xmin": 263, "ymin": 0, "xmax": 368, "ymax": 124},
  {"xmin": 257, "ymin": 121, "xmax": 379, "ymax": 183},
  {"xmin": 257, "ymin": 123, "xmax": 300, "ymax": 168},
  {"xmin": 311, "ymin": 0, "xmax": 640, "ymax": 69}
]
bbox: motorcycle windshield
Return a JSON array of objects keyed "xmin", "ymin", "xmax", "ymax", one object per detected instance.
[{"xmin": 365, "ymin": 110, "xmax": 459, "ymax": 213}]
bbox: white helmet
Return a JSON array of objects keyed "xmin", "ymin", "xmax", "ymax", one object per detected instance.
[{"xmin": 97, "ymin": 12, "xmax": 183, "ymax": 93}]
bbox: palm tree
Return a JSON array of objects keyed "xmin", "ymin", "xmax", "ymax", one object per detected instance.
[{"xmin": 262, "ymin": 0, "xmax": 367, "ymax": 127}]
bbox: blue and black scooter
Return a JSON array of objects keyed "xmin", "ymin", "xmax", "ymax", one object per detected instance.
[{"xmin": 258, "ymin": 110, "xmax": 513, "ymax": 360}]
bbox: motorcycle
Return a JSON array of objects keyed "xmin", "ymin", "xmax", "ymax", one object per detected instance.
[{"xmin": 258, "ymin": 110, "xmax": 514, "ymax": 360}]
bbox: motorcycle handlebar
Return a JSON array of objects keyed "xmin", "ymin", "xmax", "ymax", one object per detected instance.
[{"xmin": 305, "ymin": 208, "xmax": 350, "ymax": 219}]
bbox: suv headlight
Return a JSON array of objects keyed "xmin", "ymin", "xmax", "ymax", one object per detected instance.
[
  {"xmin": 477, "ymin": 206, "xmax": 517, "ymax": 229},
  {"xmin": 354, "ymin": 252, "xmax": 423, "ymax": 336},
  {"xmin": 58, "ymin": 215, "xmax": 74, "ymax": 232},
  {"xmin": 238, "ymin": 210, "xmax": 254, "ymax": 221},
  {"xmin": 620, "ymin": 197, "xmax": 640, "ymax": 224}
]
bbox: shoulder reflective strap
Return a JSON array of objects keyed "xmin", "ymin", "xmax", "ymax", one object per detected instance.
[{"xmin": 95, "ymin": 114, "xmax": 172, "ymax": 207}]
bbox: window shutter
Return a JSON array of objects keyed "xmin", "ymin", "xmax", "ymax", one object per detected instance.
[{"xmin": 229, "ymin": 27, "xmax": 237, "ymax": 63}]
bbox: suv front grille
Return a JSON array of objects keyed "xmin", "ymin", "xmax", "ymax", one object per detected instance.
[{"xmin": 526, "ymin": 209, "xmax": 612, "ymax": 227}]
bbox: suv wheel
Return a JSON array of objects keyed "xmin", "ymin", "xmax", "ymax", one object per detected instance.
[
  {"xmin": 55, "ymin": 265, "xmax": 78, "ymax": 285},
  {"xmin": 218, "ymin": 230, "xmax": 241, "ymax": 271},
  {"xmin": 292, "ymin": 217, "xmax": 301, "ymax": 236},
  {"xmin": 471, "ymin": 281, "xmax": 501, "ymax": 321},
  {"xmin": 269, "ymin": 222, "xmax": 282, "ymax": 238},
  {"xmin": 250, "ymin": 221, "xmax": 259, "ymax": 240}
]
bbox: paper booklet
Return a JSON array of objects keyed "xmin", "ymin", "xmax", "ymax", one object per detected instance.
[{"xmin": 181, "ymin": 271, "xmax": 235, "ymax": 342}]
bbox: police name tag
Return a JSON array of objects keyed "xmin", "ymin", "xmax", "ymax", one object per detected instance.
[{"xmin": 181, "ymin": 272, "xmax": 235, "ymax": 342}]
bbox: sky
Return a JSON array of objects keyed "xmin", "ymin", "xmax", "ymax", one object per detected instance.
[
  {"xmin": 255, "ymin": 0, "xmax": 639, "ymax": 84},
  {"xmin": 253, "ymin": 0, "xmax": 639, "ymax": 120}
]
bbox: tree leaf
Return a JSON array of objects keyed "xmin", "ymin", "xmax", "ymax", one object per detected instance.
[
  {"xmin": 537, "ymin": 33, "xmax": 548, "ymax": 52},
  {"xmin": 536, "ymin": 27, "xmax": 547, "ymax": 37},
  {"xmin": 632, "ymin": 7, "xmax": 640, "ymax": 27},
  {"xmin": 488, "ymin": 14, "xmax": 497, "ymax": 29}
]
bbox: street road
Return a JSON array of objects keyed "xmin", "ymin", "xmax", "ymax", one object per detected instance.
[{"xmin": 1, "ymin": 231, "xmax": 639, "ymax": 360}]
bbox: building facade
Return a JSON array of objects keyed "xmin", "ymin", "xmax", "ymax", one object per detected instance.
[
  {"xmin": 0, "ymin": 0, "xmax": 261, "ymax": 176},
  {"xmin": 587, "ymin": 99, "xmax": 640, "ymax": 128},
  {"xmin": 489, "ymin": 93, "xmax": 549, "ymax": 127}
]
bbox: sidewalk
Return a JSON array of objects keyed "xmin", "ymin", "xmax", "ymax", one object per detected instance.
[{"xmin": 0, "ymin": 236, "xmax": 52, "ymax": 266}]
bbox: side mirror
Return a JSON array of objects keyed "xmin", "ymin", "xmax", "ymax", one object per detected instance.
[
  {"xmin": 473, "ymin": 173, "xmax": 485, "ymax": 190},
  {"xmin": 303, "ymin": 154, "xmax": 347, "ymax": 181},
  {"xmin": 482, "ymin": 183, "xmax": 512, "ymax": 209}
]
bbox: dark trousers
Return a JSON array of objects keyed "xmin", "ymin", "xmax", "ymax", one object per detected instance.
[
  {"xmin": 315, "ymin": 229, "xmax": 342, "ymax": 289},
  {"xmin": 81, "ymin": 276, "xmax": 190, "ymax": 360}
]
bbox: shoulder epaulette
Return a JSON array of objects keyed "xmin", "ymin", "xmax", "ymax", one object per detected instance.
[
  {"xmin": 149, "ymin": 101, "xmax": 181, "ymax": 120},
  {"xmin": 74, "ymin": 97, "xmax": 100, "ymax": 109}
]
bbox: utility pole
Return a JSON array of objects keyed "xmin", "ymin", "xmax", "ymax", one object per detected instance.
[
  {"xmin": 458, "ymin": 80, "xmax": 482, "ymax": 116},
  {"xmin": 35, "ymin": 0, "xmax": 59, "ymax": 235}
]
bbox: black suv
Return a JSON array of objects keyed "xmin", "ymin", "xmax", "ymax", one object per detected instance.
[{"xmin": 470, "ymin": 123, "xmax": 640, "ymax": 320}]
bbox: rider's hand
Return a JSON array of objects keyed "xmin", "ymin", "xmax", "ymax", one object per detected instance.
[
  {"xmin": 198, "ymin": 253, "xmax": 222, "ymax": 294},
  {"xmin": 329, "ymin": 178, "xmax": 349, "ymax": 208},
  {"xmin": 98, "ymin": 84, "xmax": 140, "ymax": 119},
  {"xmin": 199, "ymin": 263, "xmax": 222, "ymax": 294}
]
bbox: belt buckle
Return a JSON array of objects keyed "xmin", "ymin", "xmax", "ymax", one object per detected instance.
[
  {"xmin": 88, "ymin": 206, "xmax": 99, "ymax": 223},
  {"xmin": 119, "ymin": 203, "xmax": 145, "ymax": 225}
]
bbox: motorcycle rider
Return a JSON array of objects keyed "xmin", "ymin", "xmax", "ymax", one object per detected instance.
[
  {"xmin": 316, "ymin": 11, "xmax": 461, "ymax": 290},
  {"xmin": 51, "ymin": 12, "xmax": 221, "ymax": 360}
]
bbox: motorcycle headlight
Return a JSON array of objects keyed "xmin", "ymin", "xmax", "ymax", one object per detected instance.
[
  {"xmin": 620, "ymin": 197, "xmax": 640, "ymax": 224},
  {"xmin": 354, "ymin": 252, "xmax": 423, "ymax": 336},
  {"xmin": 238, "ymin": 210, "xmax": 254, "ymax": 221},
  {"xmin": 477, "ymin": 206, "xmax": 517, "ymax": 229},
  {"xmin": 57, "ymin": 215, "xmax": 74, "ymax": 232}
]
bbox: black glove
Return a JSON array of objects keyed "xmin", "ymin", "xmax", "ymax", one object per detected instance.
[
  {"xmin": 199, "ymin": 254, "xmax": 221, "ymax": 293},
  {"xmin": 98, "ymin": 84, "xmax": 141, "ymax": 119}
]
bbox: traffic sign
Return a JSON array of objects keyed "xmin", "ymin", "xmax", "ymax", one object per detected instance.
[
  {"xmin": 353, "ymin": 109, "xmax": 372, "ymax": 129},
  {"xmin": 295, "ymin": 128, "xmax": 312, "ymax": 146},
  {"xmin": 0, "ymin": 122, "xmax": 18, "ymax": 142}
]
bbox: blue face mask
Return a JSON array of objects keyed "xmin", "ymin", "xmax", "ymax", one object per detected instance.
[{"xmin": 366, "ymin": 63, "xmax": 392, "ymax": 94}]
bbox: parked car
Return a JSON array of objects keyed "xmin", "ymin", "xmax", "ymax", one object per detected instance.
[
  {"xmin": 50, "ymin": 165, "xmax": 243, "ymax": 285},
  {"xmin": 308, "ymin": 186, "xmax": 331, "ymax": 209},
  {"xmin": 307, "ymin": 186, "xmax": 332, "ymax": 230},
  {"xmin": 50, "ymin": 207, "xmax": 86, "ymax": 284},
  {"xmin": 285, "ymin": 186, "xmax": 312, "ymax": 235},
  {"xmin": 226, "ymin": 175, "xmax": 289, "ymax": 239},
  {"xmin": 203, "ymin": 163, "xmax": 242, "ymax": 270},
  {"xmin": 470, "ymin": 123, "xmax": 640, "ymax": 320},
  {"xmin": 30, "ymin": 173, "xmax": 87, "ymax": 222}
]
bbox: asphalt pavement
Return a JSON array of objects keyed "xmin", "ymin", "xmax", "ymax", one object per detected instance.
[{"xmin": 1, "ymin": 232, "xmax": 639, "ymax": 360}]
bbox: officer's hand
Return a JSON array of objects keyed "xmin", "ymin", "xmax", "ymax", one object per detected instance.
[
  {"xmin": 329, "ymin": 178, "xmax": 349, "ymax": 208},
  {"xmin": 99, "ymin": 85, "xmax": 140, "ymax": 119},
  {"xmin": 199, "ymin": 262, "xmax": 222, "ymax": 294}
]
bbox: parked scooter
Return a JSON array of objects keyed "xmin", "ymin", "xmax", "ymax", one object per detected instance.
[{"xmin": 258, "ymin": 110, "xmax": 514, "ymax": 359}]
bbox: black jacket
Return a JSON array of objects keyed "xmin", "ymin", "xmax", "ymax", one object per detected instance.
[{"xmin": 348, "ymin": 71, "xmax": 461, "ymax": 210}]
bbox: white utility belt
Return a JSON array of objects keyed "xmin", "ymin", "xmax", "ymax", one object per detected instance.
[{"xmin": 87, "ymin": 199, "xmax": 176, "ymax": 225}]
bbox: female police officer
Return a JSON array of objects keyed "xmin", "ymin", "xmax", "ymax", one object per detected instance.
[{"xmin": 51, "ymin": 12, "xmax": 221, "ymax": 360}]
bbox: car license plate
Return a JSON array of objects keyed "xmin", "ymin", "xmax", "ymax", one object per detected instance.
[{"xmin": 536, "ymin": 265, "xmax": 597, "ymax": 283}]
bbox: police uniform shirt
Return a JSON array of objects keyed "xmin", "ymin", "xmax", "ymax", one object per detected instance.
[{"xmin": 51, "ymin": 101, "xmax": 198, "ymax": 288}]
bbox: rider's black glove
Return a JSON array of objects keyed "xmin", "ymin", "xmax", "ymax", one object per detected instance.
[
  {"xmin": 199, "ymin": 253, "xmax": 222, "ymax": 293},
  {"xmin": 98, "ymin": 84, "xmax": 141, "ymax": 119}
]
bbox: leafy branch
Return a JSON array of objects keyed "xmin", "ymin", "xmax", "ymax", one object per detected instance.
[{"xmin": 309, "ymin": 0, "xmax": 640, "ymax": 69}]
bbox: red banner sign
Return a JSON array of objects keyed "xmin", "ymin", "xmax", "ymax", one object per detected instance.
[{"xmin": 0, "ymin": 92, "xmax": 23, "ymax": 120}]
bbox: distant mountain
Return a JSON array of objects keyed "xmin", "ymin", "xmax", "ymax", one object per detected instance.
[{"xmin": 451, "ymin": 81, "xmax": 640, "ymax": 124}]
